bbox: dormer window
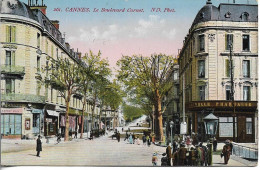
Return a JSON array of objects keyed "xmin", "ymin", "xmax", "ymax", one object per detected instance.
[
  {"xmin": 200, "ymin": 12, "xmax": 204, "ymax": 19},
  {"xmin": 241, "ymin": 12, "xmax": 249, "ymax": 21},
  {"xmin": 225, "ymin": 12, "xmax": 231, "ymax": 18}
]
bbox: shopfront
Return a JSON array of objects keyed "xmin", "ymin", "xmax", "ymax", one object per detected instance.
[
  {"xmin": 187, "ymin": 101, "xmax": 257, "ymax": 143},
  {"xmin": 32, "ymin": 109, "xmax": 43, "ymax": 135},
  {"xmin": 44, "ymin": 110, "xmax": 59, "ymax": 136},
  {"xmin": 1, "ymin": 108, "xmax": 23, "ymax": 139}
]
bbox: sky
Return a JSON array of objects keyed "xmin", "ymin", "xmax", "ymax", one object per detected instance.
[{"xmin": 20, "ymin": 0, "xmax": 258, "ymax": 70}]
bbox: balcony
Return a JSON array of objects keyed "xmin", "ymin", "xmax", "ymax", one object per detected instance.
[
  {"xmin": 0, "ymin": 65, "xmax": 25, "ymax": 77},
  {"xmin": 1, "ymin": 93, "xmax": 45, "ymax": 104}
]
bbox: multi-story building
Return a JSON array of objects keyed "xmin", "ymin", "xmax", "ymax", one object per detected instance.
[
  {"xmin": 179, "ymin": 0, "xmax": 258, "ymax": 143},
  {"xmin": 0, "ymin": 0, "xmax": 101, "ymax": 139}
]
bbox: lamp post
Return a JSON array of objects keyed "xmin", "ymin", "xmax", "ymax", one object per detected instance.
[
  {"xmin": 164, "ymin": 121, "xmax": 167, "ymax": 145},
  {"xmin": 170, "ymin": 121, "xmax": 174, "ymax": 147},
  {"xmin": 203, "ymin": 113, "xmax": 219, "ymax": 166}
]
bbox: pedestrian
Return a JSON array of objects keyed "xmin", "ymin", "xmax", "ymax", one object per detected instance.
[
  {"xmin": 172, "ymin": 150, "xmax": 179, "ymax": 166},
  {"xmin": 117, "ymin": 132, "xmax": 120, "ymax": 142},
  {"xmin": 122, "ymin": 127, "xmax": 124, "ymax": 132},
  {"xmin": 166, "ymin": 143, "xmax": 172, "ymax": 166},
  {"xmin": 132, "ymin": 133, "xmax": 136, "ymax": 144},
  {"xmin": 147, "ymin": 136, "xmax": 151, "ymax": 147},
  {"xmin": 221, "ymin": 140, "xmax": 232, "ymax": 164},
  {"xmin": 142, "ymin": 135, "xmax": 146, "ymax": 145},
  {"xmin": 136, "ymin": 136, "xmax": 140, "ymax": 145},
  {"xmin": 36, "ymin": 135, "xmax": 42, "ymax": 157},
  {"xmin": 178, "ymin": 143, "xmax": 187, "ymax": 166},
  {"xmin": 195, "ymin": 145, "xmax": 202, "ymax": 166},
  {"xmin": 129, "ymin": 133, "xmax": 133, "ymax": 144},
  {"xmin": 189, "ymin": 147, "xmax": 196, "ymax": 166},
  {"xmin": 124, "ymin": 131, "xmax": 129, "ymax": 141},
  {"xmin": 74, "ymin": 130, "xmax": 78, "ymax": 139},
  {"xmin": 152, "ymin": 152, "xmax": 158, "ymax": 166},
  {"xmin": 161, "ymin": 153, "xmax": 168, "ymax": 166},
  {"xmin": 200, "ymin": 142, "xmax": 208, "ymax": 166},
  {"xmin": 213, "ymin": 137, "xmax": 217, "ymax": 152}
]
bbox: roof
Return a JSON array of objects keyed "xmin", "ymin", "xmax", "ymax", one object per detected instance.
[{"xmin": 192, "ymin": 1, "xmax": 258, "ymax": 27}]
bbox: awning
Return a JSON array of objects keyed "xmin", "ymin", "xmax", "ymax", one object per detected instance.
[
  {"xmin": 47, "ymin": 110, "xmax": 59, "ymax": 117},
  {"xmin": 32, "ymin": 109, "xmax": 43, "ymax": 114}
]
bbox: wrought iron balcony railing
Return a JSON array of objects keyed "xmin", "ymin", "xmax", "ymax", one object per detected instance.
[
  {"xmin": 0, "ymin": 65, "xmax": 25, "ymax": 76},
  {"xmin": 1, "ymin": 93, "xmax": 45, "ymax": 103}
]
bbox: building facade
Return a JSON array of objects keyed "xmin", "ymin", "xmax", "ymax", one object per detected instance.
[
  {"xmin": 179, "ymin": 0, "xmax": 258, "ymax": 143},
  {"xmin": 0, "ymin": 0, "xmax": 102, "ymax": 139}
]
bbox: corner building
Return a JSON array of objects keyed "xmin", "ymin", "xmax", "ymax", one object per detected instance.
[
  {"xmin": 0, "ymin": 0, "xmax": 101, "ymax": 139},
  {"xmin": 179, "ymin": 0, "xmax": 258, "ymax": 143}
]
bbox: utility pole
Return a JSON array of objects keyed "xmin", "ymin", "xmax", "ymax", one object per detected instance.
[{"xmin": 229, "ymin": 43, "xmax": 236, "ymax": 142}]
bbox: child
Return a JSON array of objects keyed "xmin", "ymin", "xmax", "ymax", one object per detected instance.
[{"xmin": 152, "ymin": 152, "xmax": 158, "ymax": 166}]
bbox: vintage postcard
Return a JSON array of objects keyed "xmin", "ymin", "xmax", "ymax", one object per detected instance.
[{"xmin": 0, "ymin": 0, "xmax": 258, "ymax": 168}]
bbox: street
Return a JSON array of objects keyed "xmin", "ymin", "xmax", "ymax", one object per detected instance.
[{"xmin": 1, "ymin": 131, "xmax": 257, "ymax": 167}]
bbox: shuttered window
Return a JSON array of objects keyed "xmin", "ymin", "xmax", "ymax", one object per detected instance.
[
  {"xmin": 225, "ymin": 34, "xmax": 233, "ymax": 50},
  {"xmin": 6, "ymin": 26, "xmax": 16, "ymax": 43}
]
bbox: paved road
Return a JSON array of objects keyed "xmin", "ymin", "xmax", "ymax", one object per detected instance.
[
  {"xmin": 2, "ymin": 134, "xmax": 256, "ymax": 167},
  {"xmin": 1, "ymin": 134, "xmax": 166, "ymax": 166}
]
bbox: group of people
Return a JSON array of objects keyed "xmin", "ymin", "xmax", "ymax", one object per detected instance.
[
  {"xmin": 124, "ymin": 131, "xmax": 152, "ymax": 146},
  {"xmin": 159, "ymin": 141, "xmax": 212, "ymax": 166},
  {"xmin": 153, "ymin": 135, "xmax": 233, "ymax": 166}
]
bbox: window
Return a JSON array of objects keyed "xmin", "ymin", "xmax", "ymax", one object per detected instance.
[
  {"xmin": 46, "ymin": 40, "xmax": 49, "ymax": 53},
  {"xmin": 225, "ymin": 59, "xmax": 230, "ymax": 77},
  {"xmin": 37, "ymin": 56, "xmax": 40, "ymax": 73},
  {"xmin": 246, "ymin": 117, "xmax": 252, "ymax": 134},
  {"xmin": 1, "ymin": 114, "xmax": 22, "ymax": 135},
  {"xmin": 56, "ymin": 48, "xmax": 59, "ymax": 58},
  {"xmin": 198, "ymin": 60, "xmax": 205, "ymax": 78},
  {"xmin": 219, "ymin": 117, "xmax": 237, "ymax": 137},
  {"xmin": 6, "ymin": 79, "xmax": 15, "ymax": 94},
  {"xmin": 37, "ymin": 33, "xmax": 40, "ymax": 48},
  {"xmin": 242, "ymin": 60, "xmax": 250, "ymax": 78},
  {"xmin": 36, "ymin": 81, "xmax": 41, "ymax": 96},
  {"xmin": 226, "ymin": 85, "xmax": 231, "ymax": 100},
  {"xmin": 243, "ymin": 86, "xmax": 251, "ymax": 101},
  {"xmin": 33, "ymin": 114, "xmax": 39, "ymax": 128},
  {"xmin": 5, "ymin": 51, "xmax": 15, "ymax": 66},
  {"xmin": 6, "ymin": 25, "xmax": 16, "ymax": 43},
  {"xmin": 198, "ymin": 35, "xmax": 205, "ymax": 51},
  {"xmin": 241, "ymin": 12, "xmax": 249, "ymax": 21},
  {"xmin": 51, "ymin": 88, "xmax": 53, "ymax": 102},
  {"xmin": 198, "ymin": 86, "xmax": 205, "ymax": 101},
  {"xmin": 242, "ymin": 35, "xmax": 250, "ymax": 51},
  {"xmin": 225, "ymin": 34, "xmax": 233, "ymax": 50}
]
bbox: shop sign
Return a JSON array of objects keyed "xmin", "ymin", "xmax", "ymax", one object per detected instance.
[
  {"xmin": 1, "ymin": 108, "xmax": 23, "ymax": 114},
  {"xmin": 188, "ymin": 101, "xmax": 257, "ymax": 109}
]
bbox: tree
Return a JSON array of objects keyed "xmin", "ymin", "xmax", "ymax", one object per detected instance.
[
  {"xmin": 37, "ymin": 56, "xmax": 80, "ymax": 141},
  {"xmin": 117, "ymin": 54, "xmax": 176, "ymax": 141}
]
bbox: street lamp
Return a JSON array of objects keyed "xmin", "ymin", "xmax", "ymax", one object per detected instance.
[
  {"xmin": 170, "ymin": 121, "xmax": 174, "ymax": 147},
  {"xmin": 164, "ymin": 121, "xmax": 167, "ymax": 145},
  {"xmin": 203, "ymin": 113, "xmax": 219, "ymax": 166}
]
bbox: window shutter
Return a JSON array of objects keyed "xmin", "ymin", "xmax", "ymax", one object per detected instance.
[
  {"xmin": 11, "ymin": 26, "xmax": 16, "ymax": 43},
  {"xmin": 6, "ymin": 26, "xmax": 10, "ymax": 42},
  {"xmin": 225, "ymin": 34, "xmax": 227, "ymax": 50},
  {"xmin": 11, "ymin": 51, "xmax": 15, "ymax": 66},
  {"xmin": 226, "ymin": 59, "xmax": 230, "ymax": 77},
  {"xmin": 11, "ymin": 79, "xmax": 15, "ymax": 94}
]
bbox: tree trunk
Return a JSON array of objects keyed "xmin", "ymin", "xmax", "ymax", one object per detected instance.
[
  {"xmin": 80, "ymin": 96, "xmax": 87, "ymax": 139},
  {"xmin": 155, "ymin": 89, "xmax": 163, "ymax": 141},
  {"xmin": 64, "ymin": 95, "xmax": 71, "ymax": 141},
  {"xmin": 91, "ymin": 93, "xmax": 96, "ymax": 130}
]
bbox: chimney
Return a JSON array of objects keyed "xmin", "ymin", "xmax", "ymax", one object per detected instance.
[
  {"xmin": 28, "ymin": 0, "xmax": 47, "ymax": 15},
  {"xmin": 51, "ymin": 20, "xmax": 60, "ymax": 30}
]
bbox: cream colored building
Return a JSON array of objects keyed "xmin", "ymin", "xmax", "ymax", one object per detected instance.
[
  {"xmin": 179, "ymin": 0, "xmax": 258, "ymax": 143},
  {"xmin": 0, "ymin": 0, "xmax": 100, "ymax": 139}
]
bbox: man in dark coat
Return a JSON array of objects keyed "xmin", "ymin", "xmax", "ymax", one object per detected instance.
[
  {"xmin": 36, "ymin": 135, "xmax": 42, "ymax": 157},
  {"xmin": 222, "ymin": 140, "xmax": 232, "ymax": 164},
  {"xmin": 166, "ymin": 143, "xmax": 172, "ymax": 166},
  {"xmin": 117, "ymin": 132, "xmax": 120, "ymax": 142}
]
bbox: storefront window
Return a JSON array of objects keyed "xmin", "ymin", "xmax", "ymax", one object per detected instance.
[
  {"xmin": 246, "ymin": 117, "xmax": 252, "ymax": 134},
  {"xmin": 1, "ymin": 114, "xmax": 22, "ymax": 135},
  {"xmin": 219, "ymin": 117, "xmax": 237, "ymax": 137}
]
